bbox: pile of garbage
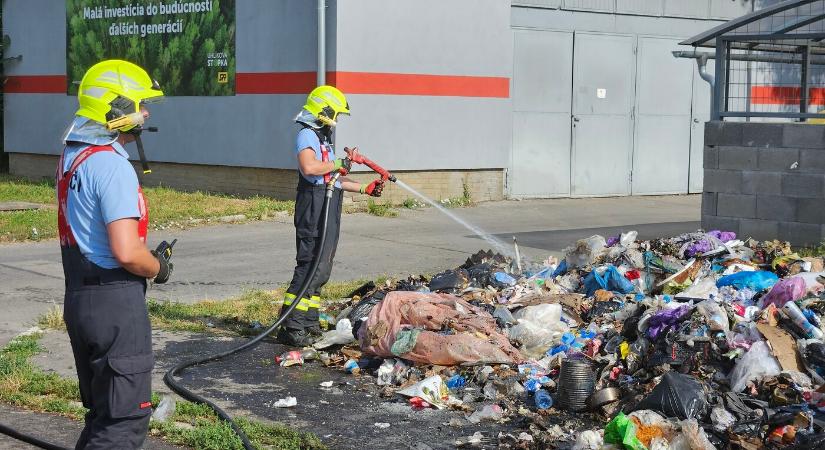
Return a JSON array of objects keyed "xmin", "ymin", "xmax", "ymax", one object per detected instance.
[{"xmin": 281, "ymin": 230, "xmax": 825, "ymax": 449}]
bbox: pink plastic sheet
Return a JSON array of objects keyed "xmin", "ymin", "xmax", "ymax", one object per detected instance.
[{"xmin": 359, "ymin": 291, "xmax": 521, "ymax": 365}]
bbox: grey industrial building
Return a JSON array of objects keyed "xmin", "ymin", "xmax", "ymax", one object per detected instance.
[{"xmin": 4, "ymin": 0, "xmax": 758, "ymax": 204}]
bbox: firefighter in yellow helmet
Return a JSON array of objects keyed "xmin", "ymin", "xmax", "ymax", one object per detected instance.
[
  {"xmin": 278, "ymin": 86, "xmax": 384, "ymax": 346},
  {"xmin": 59, "ymin": 60, "xmax": 174, "ymax": 448}
]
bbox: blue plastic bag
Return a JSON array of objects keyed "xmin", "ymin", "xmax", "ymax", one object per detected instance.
[
  {"xmin": 716, "ymin": 271, "xmax": 778, "ymax": 292},
  {"xmin": 552, "ymin": 260, "xmax": 568, "ymax": 278},
  {"xmin": 583, "ymin": 266, "xmax": 635, "ymax": 297}
]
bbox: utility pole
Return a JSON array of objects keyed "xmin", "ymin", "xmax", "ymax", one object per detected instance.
[{"xmin": 317, "ymin": 0, "xmax": 325, "ymax": 86}]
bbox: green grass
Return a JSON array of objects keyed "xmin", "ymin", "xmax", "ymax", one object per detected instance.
[
  {"xmin": 150, "ymin": 401, "xmax": 326, "ymax": 450},
  {"xmin": 796, "ymin": 242, "xmax": 825, "ymax": 258},
  {"xmin": 366, "ymin": 198, "xmax": 397, "ymax": 217},
  {"xmin": 0, "ymin": 175, "xmax": 55, "ymax": 203},
  {"xmin": 401, "ymin": 198, "xmax": 425, "ymax": 209},
  {"xmin": 37, "ymin": 305, "xmax": 66, "ymax": 331},
  {"xmin": 0, "ymin": 331, "xmax": 326, "ymax": 449},
  {"xmin": 0, "ymin": 333, "xmax": 86, "ymax": 419},
  {"xmin": 438, "ymin": 181, "xmax": 473, "ymax": 208},
  {"xmin": 38, "ymin": 279, "xmax": 379, "ymax": 336},
  {"xmin": 0, "ymin": 175, "xmax": 295, "ymax": 242},
  {"xmin": 146, "ymin": 280, "xmax": 373, "ymax": 335}
]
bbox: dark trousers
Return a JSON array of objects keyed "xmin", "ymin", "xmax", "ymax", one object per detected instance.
[
  {"xmin": 282, "ymin": 182, "xmax": 343, "ymax": 330},
  {"xmin": 63, "ymin": 252, "xmax": 153, "ymax": 450}
]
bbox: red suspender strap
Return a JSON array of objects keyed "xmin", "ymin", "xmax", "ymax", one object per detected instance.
[
  {"xmin": 57, "ymin": 145, "xmax": 150, "ymax": 246},
  {"xmin": 321, "ymin": 145, "xmax": 331, "ymax": 184}
]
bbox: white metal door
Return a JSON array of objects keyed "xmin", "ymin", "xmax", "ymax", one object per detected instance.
[
  {"xmin": 690, "ymin": 62, "xmax": 714, "ymax": 193},
  {"xmin": 632, "ymin": 37, "xmax": 694, "ymax": 195},
  {"xmin": 572, "ymin": 33, "xmax": 636, "ymax": 196},
  {"xmin": 510, "ymin": 30, "xmax": 574, "ymax": 198}
]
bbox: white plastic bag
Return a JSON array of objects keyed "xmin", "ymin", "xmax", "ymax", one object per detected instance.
[
  {"xmin": 670, "ymin": 419, "xmax": 717, "ymax": 450},
  {"xmin": 697, "ymin": 300, "xmax": 730, "ymax": 332},
  {"xmin": 572, "ymin": 430, "xmax": 603, "ymax": 450},
  {"xmin": 509, "ymin": 304, "xmax": 569, "ymax": 358},
  {"xmin": 710, "ymin": 406, "xmax": 736, "ymax": 432},
  {"xmin": 729, "ymin": 340, "xmax": 781, "ymax": 392},
  {"xmin": 680, "ymin": 278, "xmax": 719, "ymax": 300},
  {"xmin": 397, "ymin": 375, "xmax": 450, "ymax": 409},
  {"xmin": 313, "ymin": 318, "xmax": 354, "ymax": 349},
  {"xmin": 565, "ymin": 235, "xmax": 607, "ymax": 268}
]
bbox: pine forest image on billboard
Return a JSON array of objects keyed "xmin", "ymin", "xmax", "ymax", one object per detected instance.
[{"xmin": 66, "ymin": 0, "xmax": 236, "ymax": 96}]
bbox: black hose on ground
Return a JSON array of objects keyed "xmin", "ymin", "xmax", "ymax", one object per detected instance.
[
  {"xmin": 0, "ymin": 422, "xmax": 68, "ymax": 450},
  {"xmin": 163, "ymin": 176, "xmax": 340, "ymax": 450},
  {"xmin": 0, "ymin": 177, "xmax": 340, "ymax": 450}
]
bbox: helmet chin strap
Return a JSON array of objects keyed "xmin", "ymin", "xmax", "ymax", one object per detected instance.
[
  {"xmin": 127, "ymin": 126, "xmax": 158, "ymax": 177},
  {"xmin": 317, "ymin": 114, "xmax": 337, "ymax": 127}
]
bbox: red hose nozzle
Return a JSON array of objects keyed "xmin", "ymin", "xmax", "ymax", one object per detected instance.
[{"xmin": 350, "ymin": 153, "xmax": 396, "ymax": 183}]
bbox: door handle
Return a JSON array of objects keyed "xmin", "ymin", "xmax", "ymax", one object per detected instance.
[
  {"xmin": 693, "ymin": 118, "xmax": 700, "ymax": 123},
  {"xmin": 572, "ymin": 116, "xmax": 580, "ymax": 122}
]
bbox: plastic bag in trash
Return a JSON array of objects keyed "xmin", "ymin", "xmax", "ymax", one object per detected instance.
[
  {"xmin": 151, "ymin": 396, "xmax": 175, "ymax": 422},
  {"xmin": 572, "ymin": 430, "xmax": 604, "ymax": 450},
  {"xmin": 359, "ymin": 292, "xmax": 520, "ymax": 365},
  {"xmin": 509, "ymin": 304, "xmax": 569, "ymax": 359},
  {"xmin": 646, "ymin": 305, "xmax": 693, "ymax": 340},
  {"xmin": 603, "ymin": 412, "xmax": 646, "ymax": 450},
  {"xmin": 313, "ymin": 318, "xmax": 355, "ymax": 349},
  {"xmin": 696, "ymin": 300, "xmax": 730, "ymax": 332},
  {"xmin": 729, "ymin": 340, "xmax": 781, "ymax": 392},
  {"xmin": 397, "ymin": 375, "xmax": 451, "ymax": 409},
  {"xmin": 390, "ymin": 328, "xmax": 421, "ymax": 356},
  {"xmin": 678, "ymin": 277, "xmax": 718, "ymax": 300},
  {"xmin": 466, "ymin": 404, "xmax": 504, "ymax": 423},
  {"xmin": 428, "ymin": 269, "xmax": 469, "ymax": 293},
  {"xmin": 348, "ymin": 290, "xmax": 386, "ymax": 323},
  {"xmin": 669, "ymin": 419, "xmax": 717, "ymax": 450},
  {"xmin": 716, "ymin": 271, "xmax": 778, "ymax": 292},
  {"xmin": 634, "ymin": 372, "xmax": 709, "ymax": 420},
  {"xmin": 583, "ymin": 266, "xmax": 635, "ymax": 297},
  {"xmin": 710, "ymin": 406, "xmax": 737, "ymax": 432},
  {"xmin": 760, "ymin": 277, "xmax": 807, "ymax": 308},
  {"xmin": 565, "ymin": 235, "xmax": 607, "ymax": 268},
  {"xmin": 805, "ymin": 341, "xmax": 825, "ymax": 367}
]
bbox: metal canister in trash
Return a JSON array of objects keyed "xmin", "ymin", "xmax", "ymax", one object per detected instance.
[{"xmin": 557, "ymin": 359, "xmax": 596, "ymax": 412}]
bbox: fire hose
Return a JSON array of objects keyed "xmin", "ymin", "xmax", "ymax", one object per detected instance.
[{"xmin": 0, "ymin": 155, "xmax": 396, "ymax": 450}]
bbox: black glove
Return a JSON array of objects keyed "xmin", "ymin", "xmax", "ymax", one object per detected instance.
[{"xmin": 151, "ymin": 239, "xmax": 176, "ymax": 284}]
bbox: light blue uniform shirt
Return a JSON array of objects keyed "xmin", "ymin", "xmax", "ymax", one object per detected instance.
[
  {"xmin": 62, "ymin": 142, "xmax": 141, "ymax": 269},
  {"xmin": 295, "ymin": 128, "xmax": 341, "ymax": 188}
]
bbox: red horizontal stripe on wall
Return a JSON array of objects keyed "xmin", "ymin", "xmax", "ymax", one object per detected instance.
[
  {"xmin": 4, "ymin": 75, "xmax": 67, "ymax": 93},
  {"xmin": 329, "ymin": 71, "xmax": 510, "ymax": 98},
  {"xmin": 8, "ymin": 72, "xmax": 511, "ymax": 98},
  {"xmin": 235, "ymin": 71, "xmax": 316, "ymax": 94},
  {"xmin": 751, "ymin": 86, "xmax": 825, "ymax": 106}
]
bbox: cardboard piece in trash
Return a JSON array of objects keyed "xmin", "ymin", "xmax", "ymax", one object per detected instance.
[{"xmin": 756, "ymin": 322, "xmax": 804, "ymax": 372}]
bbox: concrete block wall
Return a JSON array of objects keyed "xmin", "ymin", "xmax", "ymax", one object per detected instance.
[
  {"xmin": 9, "ymin": 154, "xmax": 503, "ymax": 208},
  {"xmin": 703, "ymin": 122, "xmax": 825, "ymax": 246}
]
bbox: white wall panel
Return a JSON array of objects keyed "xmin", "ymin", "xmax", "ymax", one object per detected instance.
[
  {"xmin": 664, "ymin": 0, "xmax": 710, "ymax": 18},
  {"xmin": 616, "ymin": 0, "xmax": 662, "ymax": 16},
  {"xmin": 563, "ymin": 0, "xmax": 616, "ymax": 12},
  {"xmin": 710, "ymin": 0, "xmax": 753, "ymax": 19}
]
